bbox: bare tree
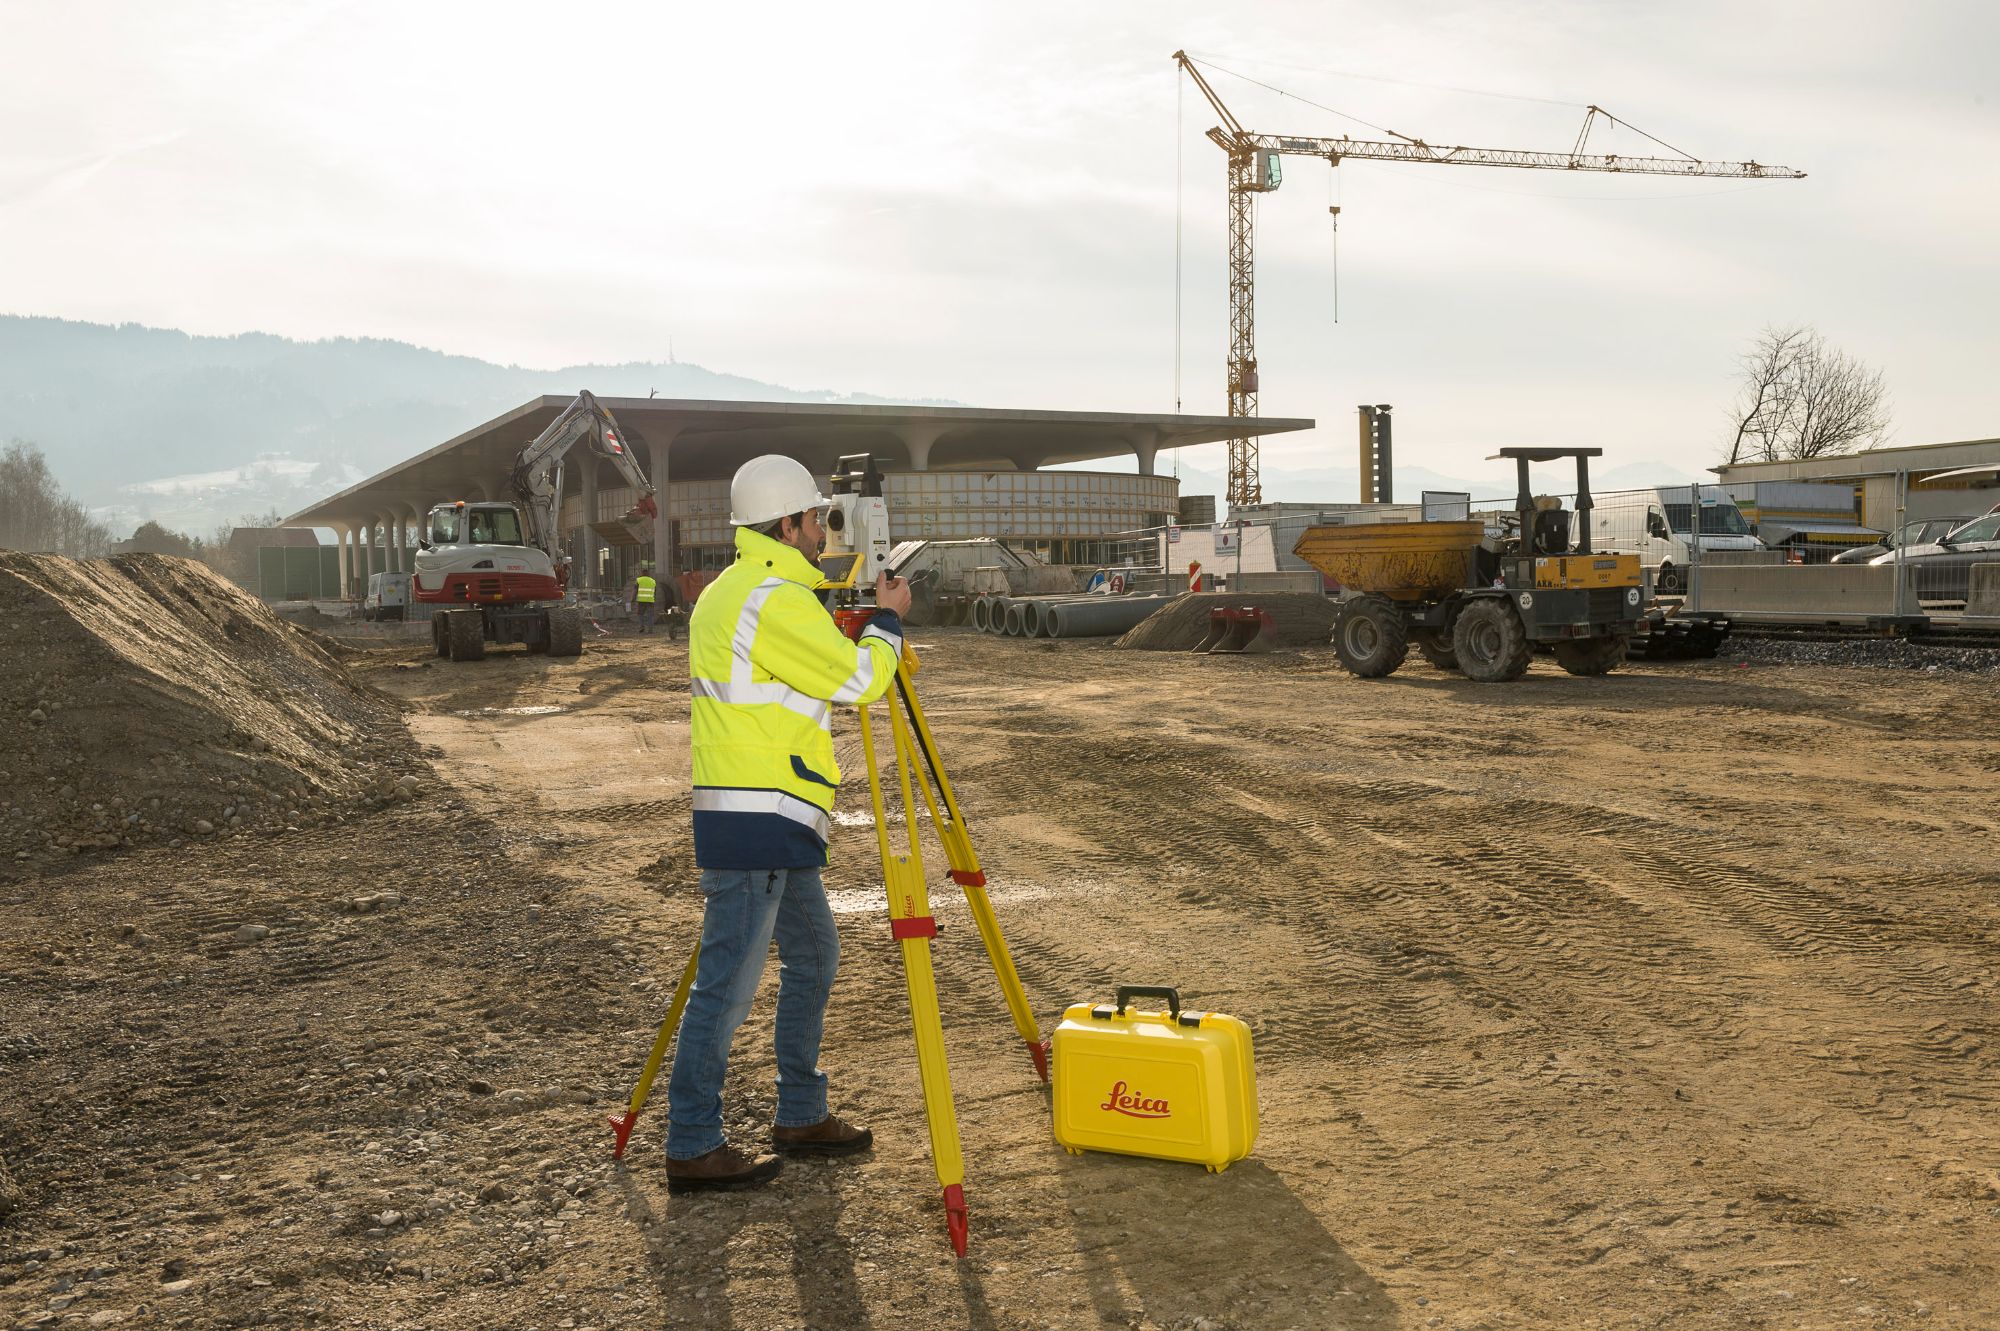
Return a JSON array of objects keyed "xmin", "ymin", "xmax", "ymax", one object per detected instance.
[
  {"xmin": 1726, "ymin": 326, "xmax": 1890, "ymax": 463},
  {"xmin": 0, "ymin": 440, "xmax": 114, "ymax": 557},
  {"xmin": 1726, "ymin": 326, "xmax": 1808, "ymax": 464}
]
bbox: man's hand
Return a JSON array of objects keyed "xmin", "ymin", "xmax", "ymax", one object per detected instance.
[{"xmin": 875, "ymin": 572, "xmax": 912, "ymax": 618}]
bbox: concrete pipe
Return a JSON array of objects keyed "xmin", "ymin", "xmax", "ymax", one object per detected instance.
[
  {"xmin": 1030, "ymin": 597, "xmax": 1093, "ymax": 638},
  {"xmin": 970, "ymin": 597, "xmax": 991, "ymax": 632},
  {"xmin": 1047, "ymin": 595, "xmax": 1173, "ymax": 639},
  {"xmin": 1004, "ymin": 601, "xmax": 1029, "ymax": 636},
  {"xmin": 987, "ymin": 597, "xmax": 1015, "ymax": 635}
]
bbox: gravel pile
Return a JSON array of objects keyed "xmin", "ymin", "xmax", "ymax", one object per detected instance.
[
  {"xmin": 1114, "ymin": 591, "xmax": 1338, "ymax": 651},
  {"xmin": 1723, "ymin": 635, "xmax": 2000, "ymax": 675},
  {"xmin": 0, "ymin": 553, "xmax": 431, "ymax": 863}
]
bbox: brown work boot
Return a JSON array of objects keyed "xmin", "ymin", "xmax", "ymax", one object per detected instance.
[
  {"xmin": 772, "ymin": 1113, "xmax": 874, "ymax": 1157},
  {"xmin": 665, "ymin": 1144, "xmax": 783, "ymax": 1194}
]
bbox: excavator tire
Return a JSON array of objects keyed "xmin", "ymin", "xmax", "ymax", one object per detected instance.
[
  {"xmin": 1554, "ymin": 635, "xmax": 1628, "ymax": 676},
  {"xmin": 1452, "ymin": 598, "xmax": 1531, "ymax": 683},
  {"xmin": 547, "ymin": 607, "xmax": 584, "ymax": 658},
  {"xmin": 445, "ymin": 610, "xmax": 487, "ymax": 662}
]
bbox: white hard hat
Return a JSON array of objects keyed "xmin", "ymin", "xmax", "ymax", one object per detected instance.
[{"xmin": 729, "ymin": 455, "xmax": 831, "ymax": 527}]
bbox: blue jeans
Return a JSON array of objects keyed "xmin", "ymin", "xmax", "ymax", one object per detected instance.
[{"xmin": 665, "ymin": 867, "xmax": 840, "ymax": 1159}]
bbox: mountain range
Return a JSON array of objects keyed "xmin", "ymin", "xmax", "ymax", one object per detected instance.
[{"xmin": 0, "ymin": 314, "xmax": 1701, "ymax": 538}]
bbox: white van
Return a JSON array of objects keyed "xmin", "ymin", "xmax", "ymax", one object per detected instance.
[
  {"xmin": 364, "ymin": 571, "xmax": 411, "ymax": 621},
  {"xmin": 1589, "ymin": 486, "xmax": 1763, "ymax": 592}
]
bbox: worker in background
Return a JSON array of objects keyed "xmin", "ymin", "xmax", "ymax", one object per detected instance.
[
  {"xmin": 663, "ymin": 454, "xmax": 911, "ymax": 1192},
  {"xmin": 632, "ymin": 562, "xmax": 660, "ymax": 634}
]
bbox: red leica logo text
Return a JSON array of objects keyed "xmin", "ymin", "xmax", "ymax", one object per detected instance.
[{"xmin": 1100, "ymin": 1080, "xmax": 1171, "ymax": 1118}]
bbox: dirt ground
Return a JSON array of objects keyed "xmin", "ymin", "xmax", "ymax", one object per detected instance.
[{"xmin": 4, "ymin": 628, "xmax": 1998, "ymax": 1331}]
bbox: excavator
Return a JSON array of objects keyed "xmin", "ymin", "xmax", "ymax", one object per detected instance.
[{"xmin": 417, "ymin": 391, "xmax": 657, "ymax": 661}]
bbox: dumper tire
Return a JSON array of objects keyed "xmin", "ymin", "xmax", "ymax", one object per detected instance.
[
  {"xmin": 446, "ymin": 610, "xmax": 487, "ymax": 662},
  {"xmin": 1553, "ymin": 634, "xmax": 1628, "ymax": 676},
  {"xmin": 431, "ymin": 614, "xmax": 449, "ymax": 658},
  {"xmin": 1452, "ymin": 599, "xmax": 1530, "ymax": 683},
  {"xmin": 1412, "ymin": 628, "xmax": 1459, "ymax": 672},
  {"xmin": 547, "ymin": 607, "xmax": 584, "ymax": 658},
  {"xmin": 1333, "ymin": 595, "xmax": 1409, "ymax": 678}
]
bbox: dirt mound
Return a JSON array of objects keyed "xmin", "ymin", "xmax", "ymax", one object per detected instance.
[
  {"xmin": 0, "ymin": 553, "xmax": 430, "ymax": 862},
  {"xmin": 271, "ymin": 603, "xmax": 350, "ymax": 630},
  {"xmin": 1112, "ymin": 591, "xmax": 1338, "ymax": 650}
]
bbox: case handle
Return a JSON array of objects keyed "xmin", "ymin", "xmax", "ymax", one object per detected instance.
[{"xmin": 1115, "ymin": 986, "xmax": 1181, "ymax": 1020}]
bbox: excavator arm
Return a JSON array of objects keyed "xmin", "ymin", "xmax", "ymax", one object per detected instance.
[{"xmin": 507, "ymin": 391, "xmax": 659, "ymax": 578}]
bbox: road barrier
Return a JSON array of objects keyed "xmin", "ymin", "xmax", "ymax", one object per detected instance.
[
  {"xmin": 1966, "ymin": 563, "xmax": 2000, "ymax": 624},
  {"xmin": 1690, "ymin": 563, "xmax": 1932, "ymax": 622}
]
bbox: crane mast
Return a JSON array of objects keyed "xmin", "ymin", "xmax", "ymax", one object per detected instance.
[{"xmin": 1171, "ymin": 51, "xmax": 1806, "ymax": 507}]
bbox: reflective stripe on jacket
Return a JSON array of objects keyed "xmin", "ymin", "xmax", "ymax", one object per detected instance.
[
  {"xmin": 689, "ymin": 525, "xmax": 903, "ymax": 868},
  {"xmin": 635, "ymin": 575, "xmax": 657, "ymax": 604}
]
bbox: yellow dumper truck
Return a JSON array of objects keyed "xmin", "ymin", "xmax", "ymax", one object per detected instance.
[{"xmin": 1294, "ymin": 447, "xmax": 1644, "ymax": 682}]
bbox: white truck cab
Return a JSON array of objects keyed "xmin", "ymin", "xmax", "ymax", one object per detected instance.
[{"xmin": 1591, "ymin": 485, "xmax": 1763, "ymax": 593}]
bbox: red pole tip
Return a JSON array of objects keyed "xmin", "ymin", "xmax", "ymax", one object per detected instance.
[
  {"xmin": 1029, "ymin": 1036, "xmax": 1051, "ymax": 1083},
  {"xmin": 943, "ymin": 1184, "xmax": 969, "ymax": 1258},
  {"xmin": 607, "ymin": 1110, "xmax": 638, "ymax": 1160}
]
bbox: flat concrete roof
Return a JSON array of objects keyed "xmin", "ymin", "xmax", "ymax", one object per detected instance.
[
  {"xmin": 1715, "ymin": 436, "xmax": 2000, "ymax": 482},
  {"xmin": 285, "ymin": 397, "xmax": 1314, "ymax": 527}
]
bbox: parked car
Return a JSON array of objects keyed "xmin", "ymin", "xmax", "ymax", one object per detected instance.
[
  {"xmin": 1830, "ymin": 516, "xmax": 1972, "ymax": 565},
  {"xmin": 1867, "ymin": 512, "xmax": 2000, "ymax": 602}
]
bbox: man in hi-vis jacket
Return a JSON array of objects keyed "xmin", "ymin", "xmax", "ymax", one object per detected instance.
[{"xmin": 664, "ymin": 454, "xmax": 911, "ymax": 1192}]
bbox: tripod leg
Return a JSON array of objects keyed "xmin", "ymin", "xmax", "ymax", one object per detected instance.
[
  {"xmin": 895, "ymin": 671, "xmax": 1049, "ymax": 1081},
  {"xmin": 608, "ymin": 946, "xmax": 701, "ymax": 1159},
  {"xmin": 860, "ymin": 698, "xmax": 971, "ymax": 1257}
]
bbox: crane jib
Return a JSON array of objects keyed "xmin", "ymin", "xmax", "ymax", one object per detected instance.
[{"xmin": 1262, "ymin": 135, "xmax": 1802, "ymax": 179}]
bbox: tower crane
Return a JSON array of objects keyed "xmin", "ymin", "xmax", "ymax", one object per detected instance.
[{"xmin": 1172, "ymin": 51, "xmax": 1807, "ymax": 507}]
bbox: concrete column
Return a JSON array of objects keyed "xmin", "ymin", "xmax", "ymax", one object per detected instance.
[
  {"xmin": 579, "ymin": 456, "xmax": 600, "ymax": 590},
  {"xmin": 899, "ymin": 423, "xmax": 947, "ymax": 472},
  {"xmin": 335, "ymin": 524, "xmax": 352, "ymax": 599},
  {"xmin": 648, "ymin": 430, "xmax": 681, "ymax": 579},
  {"xmin": 356, "ymin": 520, "xmax": 372, "ymax": 581},
  {"xmin": 1128, "ymin": 427, "xmax": 1162, "ymax": 478},
  {"xmin": 382, "ymin": 512, "xmax": 399, "ymax": 574}
]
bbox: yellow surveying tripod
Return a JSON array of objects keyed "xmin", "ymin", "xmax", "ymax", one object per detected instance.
[{"xmin": 607, "ymin": 619, "xmax": 1047, "ymax": 1259}]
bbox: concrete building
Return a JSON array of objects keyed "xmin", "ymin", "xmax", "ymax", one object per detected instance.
[
  {"xmin": 284, "ymin": 397, "xmax": 1313, "ymax": 597},
  {"xmin": 1715, "ymin": 436, "xmax": 2000, "ymax": 535}
]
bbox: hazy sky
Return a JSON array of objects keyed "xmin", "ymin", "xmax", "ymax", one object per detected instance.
[{"xmin": 4, "ymin": 0, "xmax": 1994, "ymax": 485}]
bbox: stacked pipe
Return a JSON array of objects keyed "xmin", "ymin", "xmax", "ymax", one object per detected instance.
[{"xmin": 970, "ymin": 592, "xmax": 1172, "ymax": 639}]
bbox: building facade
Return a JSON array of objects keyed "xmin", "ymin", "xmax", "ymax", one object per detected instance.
[{"xmin": 1715, "ymin": 437, "xmax": 2000, "ymax": 533}]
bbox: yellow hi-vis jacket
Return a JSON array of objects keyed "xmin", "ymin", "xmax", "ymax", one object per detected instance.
[
  {"xmin": 688, "ymin": 525, "xmax": 903, "ymax": 868},
  {"xmin": 635, "ymin": 574, "xmax": 657, "ymax": 604}
]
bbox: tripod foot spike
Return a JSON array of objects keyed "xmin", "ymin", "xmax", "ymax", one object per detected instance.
[
  {"xmin": 943, "ymin": 1184, "xmax": 969, "ymax": 1257},
  {"xmin": 607, "ymin": 1110, "xmax": 639, "ymax": 1161},
  {"xmin": 1029, "ymin": 1036, "xmax": 1051, "ymax": 1083}
]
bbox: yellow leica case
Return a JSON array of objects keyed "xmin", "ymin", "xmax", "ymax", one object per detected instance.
[{"xmin": 1051, "ymin": 987, "xmax": 1257, "ymax": 1172}]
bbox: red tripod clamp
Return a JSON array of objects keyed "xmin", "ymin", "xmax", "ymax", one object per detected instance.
[{"xmin": 833, "ymin": 607, "xmax": 875, "ymax": 642}]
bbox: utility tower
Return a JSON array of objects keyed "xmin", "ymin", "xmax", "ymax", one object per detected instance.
[{"xmin": 1172, "ymin": 51, "xmax": 1806, "ymax": 508}]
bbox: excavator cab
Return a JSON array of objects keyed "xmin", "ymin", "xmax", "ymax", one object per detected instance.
[{"xmin": 424, "ymin": 501, "xmax": 528, "ymax": 552}]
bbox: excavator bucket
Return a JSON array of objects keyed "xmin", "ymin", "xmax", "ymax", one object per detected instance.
[
  {"xmin": 617, "ymin": 496, "xmax": 658, "ymax": 548},
  {"xmin": 1191, "ymin": 608, "xmax": 1233, "ymax": 653},
  {"xmin": 1205, "ymin": 606, "xmax": 1278, "ymax": 654}
]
